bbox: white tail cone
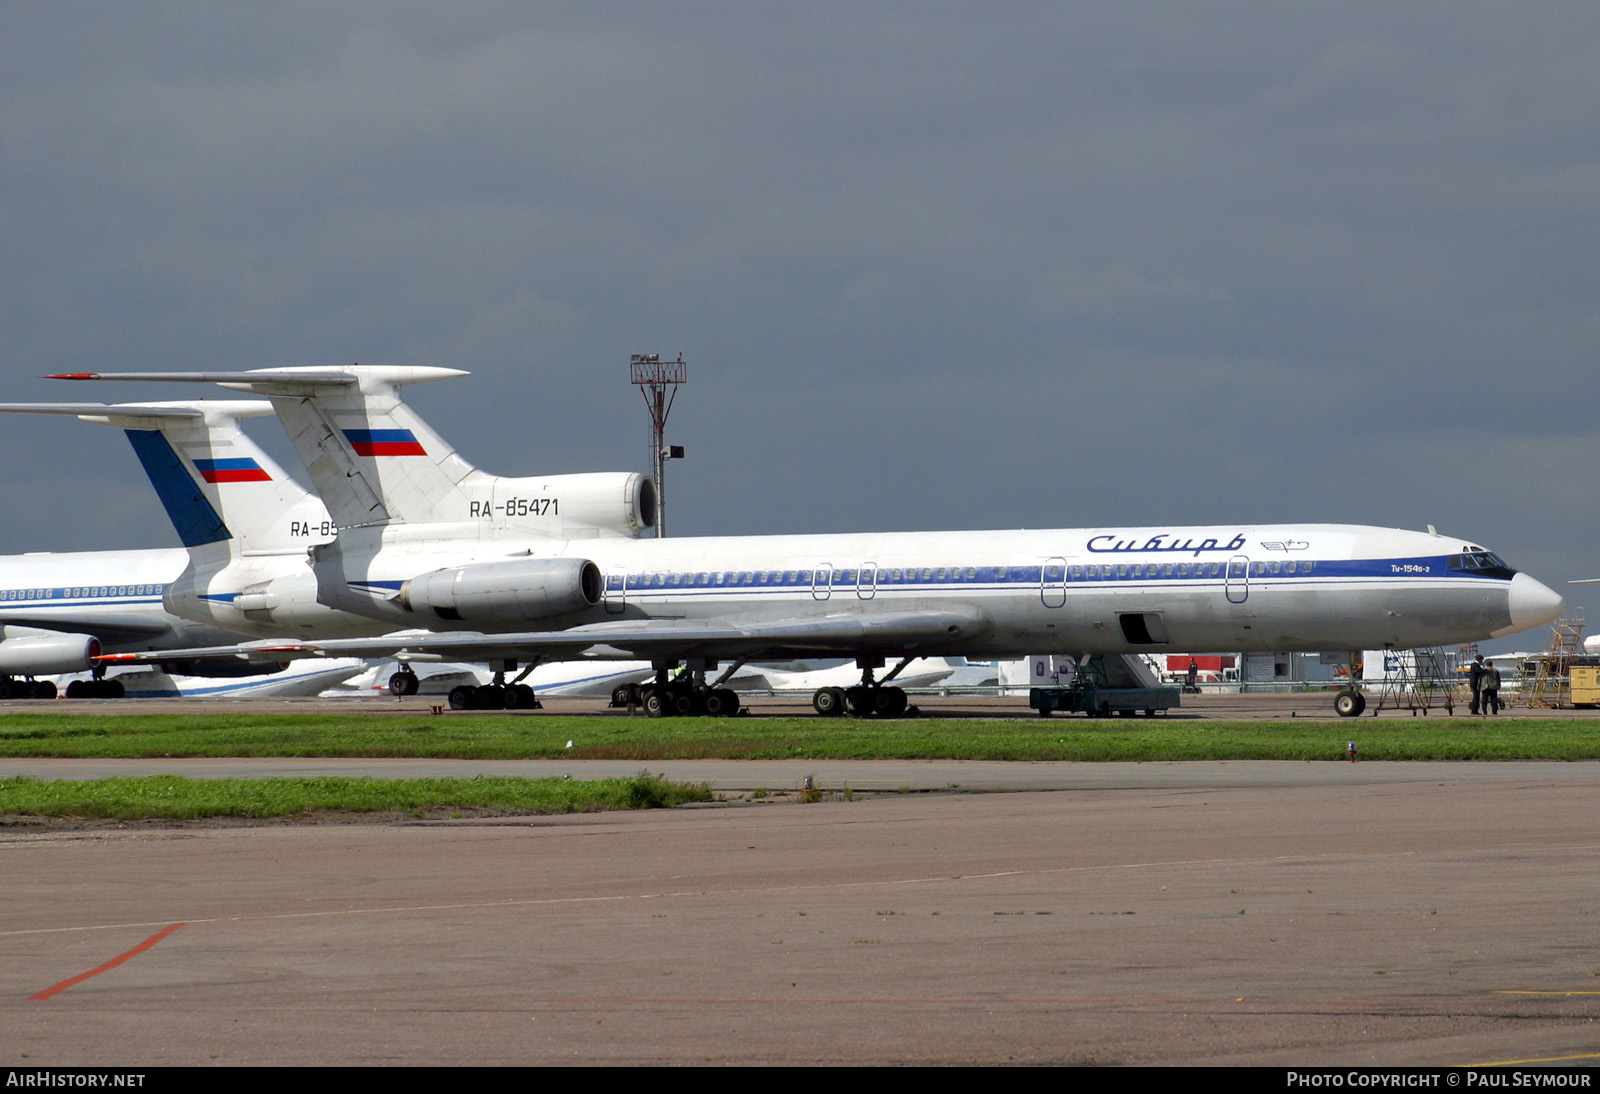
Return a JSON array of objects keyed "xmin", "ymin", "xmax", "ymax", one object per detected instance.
[{"xmin": 1493, "ymin": 572, "xmax": 1565, "ymax": 638}]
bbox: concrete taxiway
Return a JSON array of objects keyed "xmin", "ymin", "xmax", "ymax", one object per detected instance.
[{"xmin": 3, "ymin": 760, "xmax": 1598, "ymax": 1066}]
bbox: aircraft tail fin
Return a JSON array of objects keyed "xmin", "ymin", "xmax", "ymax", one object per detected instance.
[
  {"xmin": 0, "ymin": 401, "xmax": 329, "ymax": 551},
  {"xmin": 48, "ymin": 367, "xmax": 655, "ymax": 538},
  {"xmin": 48, "ymin": 367, "xmax": 473, "ymax": 529}
]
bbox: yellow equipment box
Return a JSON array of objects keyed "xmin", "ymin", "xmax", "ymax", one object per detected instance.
[{"xmin": 1570, "ymin": 666, "xmax": 1600, "ymax": 707}]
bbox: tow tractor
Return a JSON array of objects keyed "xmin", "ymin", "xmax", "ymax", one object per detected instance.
[{"xmin": 1028, "ymin": 654, "xmax": 1180, "ymax": 718}]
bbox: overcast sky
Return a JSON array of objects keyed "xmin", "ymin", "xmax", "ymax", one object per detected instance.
[{"xmin": 2, "ymin": 4, "xmax": 1597, "ymax": 640}]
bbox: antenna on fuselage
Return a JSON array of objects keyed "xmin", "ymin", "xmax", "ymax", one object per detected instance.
[{"xmin": 630, "ymin": 352, "xmax": 686, "ymax": 537}]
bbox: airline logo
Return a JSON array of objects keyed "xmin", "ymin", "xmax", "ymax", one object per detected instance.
[
  {"xmin": 343, "ymin": 429, "xmax": 428, "ymax": 456},
  {"xmin": 193, "ymin": 457, "xmax": 272, "ymax": 483}
]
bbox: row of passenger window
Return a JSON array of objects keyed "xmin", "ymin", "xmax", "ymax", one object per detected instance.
[
  {"xmin": 615, "ymin": 560, "xmax": 1317, "ymax": 590},
  {"xmin": 0, "ymin": 585, "xmax": 166, "ymax": 601},
  {"xmin": 1066, "ymin": 560, "xmax": 1315, "ymax": 580},
  {"xmin": 618, "ymin": 567, "xmax": 989, "ymax": 590}
]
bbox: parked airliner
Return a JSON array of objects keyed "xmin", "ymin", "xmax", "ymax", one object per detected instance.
[
  {"xmin": 64, "ymin": 367, "xmax": 1565, "ymax": 718},
  {"xmin": 0, "ymin": 400, "xmax": 376, "ymax": 697}
]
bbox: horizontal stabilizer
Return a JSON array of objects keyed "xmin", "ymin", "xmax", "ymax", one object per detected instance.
[{"xmin": 48, "ymin": 366, "xmax": 468, "ymax": 395}]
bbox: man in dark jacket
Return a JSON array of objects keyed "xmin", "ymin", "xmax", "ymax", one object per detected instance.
[
  {"xmin": 1469, "ymin": 654, "xmax": 1487, "ymax": 715},
  {"xmin": 1482, "ymin": 662, "xmax": 1503, "ymax": 716}
]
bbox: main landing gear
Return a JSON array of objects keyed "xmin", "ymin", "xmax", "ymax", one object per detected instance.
[
  {"xmin": 614, "ymin": 661, "xmax": 744, "ymax": 717},
  {"xmin": 64, "ymin": 677, "xmax": 121, "ymax": 698},
  {"xmin": 812, "ymin": 657, "xmax": 913, "ymax": 719},
  {"xmin": 445, "ymin": 663, "xmax": 543, "ymax": 710},
  {"xmin": 388, "ymin": 668, "xmax": 420, "ymax": 696},
  {"xmin": 0, "ymin": 675, "xmax": 59, "ymax": 700},
  {"xmin": 447, "ymin": 681, "xmax": 540, "ymax": 710}
]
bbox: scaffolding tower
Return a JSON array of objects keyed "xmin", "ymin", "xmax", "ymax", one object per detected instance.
[
  {"xmin": 1367, "ymin": 647, "xmax": 1461, "ymax": 716},
  {"xmin": 630, "ymin": 353, "xmax": 686, "ymax": 537}
]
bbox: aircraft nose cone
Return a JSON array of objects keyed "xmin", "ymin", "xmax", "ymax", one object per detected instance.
[{"xmin": 1496, "ymin": 573, "xmax": 1564, "ymax": 637}]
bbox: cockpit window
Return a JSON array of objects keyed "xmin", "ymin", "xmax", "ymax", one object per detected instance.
[{"xmin": 1448, "ymin": 551, "xmax": 1517, "ymax": 580}]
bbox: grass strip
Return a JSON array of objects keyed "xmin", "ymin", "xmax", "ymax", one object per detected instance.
[
  {"xmin": 0, "ymin": 772, "xmax": 713, "ymax": 820},
  {"xmin": 2, "ymin": 712, "xmax": 1599, "ymax": 761}
]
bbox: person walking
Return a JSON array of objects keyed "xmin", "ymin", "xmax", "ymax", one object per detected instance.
[{"xmin": 1469, "ymin": 654, "xmax": 1487, "ymax": 715}]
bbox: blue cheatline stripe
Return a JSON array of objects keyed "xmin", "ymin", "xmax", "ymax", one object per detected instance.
[
  {"xmin": 122, "ymin": 429, "xmax": 231, "ymax": 548},
  {"xmin": 608, "ymin": 556, "xmax": 1503, "ymax": 592}
]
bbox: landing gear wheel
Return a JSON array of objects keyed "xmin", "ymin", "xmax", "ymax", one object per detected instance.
[
  {"xmin": 612, "ymin": 684, "xmax": 638, "ymax": 708},
  {"xmin": 671, "ymin": 690, "xmax": 700, "ymax": 717},
  {"xmin": 872, "ymin": 687, "xmax": 908, "ymax": 718},
  {"xmin": 1334, "ymin": 690, "xmax": 1366, "ymax": 718},
  {"xmin": 448, "ymin": 685, "xmax": 477, "ymax": 711},
  {"xmin": 388, "ymin": 671, "xmax": 420, "ymax": 697},
  {"xmin": 642, "ymin": 688, "xmax": 666, "ymax": 718},
  {"xmin": 843, "ymin": 686, "xmax": 870, "ymax": 717},
  {"xmin": 701, "ymin": 688, "xmax": 739, "ymax": 717},
  {"xmin": 812, "ymin": 686, "xmax": 845, "ymax": 717}
]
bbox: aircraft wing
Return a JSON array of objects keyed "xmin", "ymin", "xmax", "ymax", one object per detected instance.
[
  {"xmin": 94, "ymin": 608, "xmax": 994, "ymax": 668},
  {"xmin": 0, "ymin": 614, "xmax": 176, "ymax": 641}
]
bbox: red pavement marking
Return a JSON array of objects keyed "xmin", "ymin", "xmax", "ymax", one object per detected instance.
[{"xmin": 29, "ymin": 922, "xmax": 185, "ymax": 1001}]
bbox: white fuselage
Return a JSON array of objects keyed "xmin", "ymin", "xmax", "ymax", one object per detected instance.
[
  {"xmin": 309, "ymin": 522, "xmax": 1558, "ymax": 658},
  {"xmin": 0, "ymin": 548, "xmax": 252, "ymax": 673}
]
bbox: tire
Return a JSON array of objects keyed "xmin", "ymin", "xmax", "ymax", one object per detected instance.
[
  {"xmin": 672, "ymin": 691, "xmax": 699, "ymax": 717},
  {"xmin": 511, "ymin": 684, "xmax": 536, "ymax": 708},
  {"xmin": 843, "ymin": 686, "xmax": 869, "ymax": 717},
  {"xmin": 1334, "ymin": 690, "xmax": 1365, "ymax": 718},
  {"xmin": 703, "ymin": 689, "xmax": 738, "ymax": 717},
  {"xmin": 812, "ymin": 687, "xmax": 844, "ymax": 717},
  {"xmin": 448, "ymin": 685, "xmax": 476, "ymax": 711},
  {"xmin": 612, "ymin": 684, "xmax": 637, "ymax": 708},
  {"xmin": 643, "ymin": 689, "xmax": 666, "ymax": 718},
  {"xmin": 388, "ymin": 672, "xmax": 419, "ymax": 697},
  {"xmin": 873, "ymin": 687, "xmax": 907, "ymax": 718}
]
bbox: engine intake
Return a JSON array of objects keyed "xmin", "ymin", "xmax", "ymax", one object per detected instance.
[{"xmin": 396, "ymin": 558, "xmax": 603, "ymax": 624}]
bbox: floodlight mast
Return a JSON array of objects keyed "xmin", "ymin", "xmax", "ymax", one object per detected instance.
[{"xmin": 630, "ymin": 352, "xmax": 686, "ymax": 537}]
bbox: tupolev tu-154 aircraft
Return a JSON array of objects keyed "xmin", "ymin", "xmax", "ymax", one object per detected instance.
[{"xmin": 60, "ymin": 366, "xmax": 1565, "ymax": 718}]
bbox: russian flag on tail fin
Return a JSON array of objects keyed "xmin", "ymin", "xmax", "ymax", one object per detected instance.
[
  {"xmin": 194, "ymin": 457, "xmax": 272, "ymax": 483},
  {"xmin": 343, "ymin": 429, "xmax": 427, "ymax": 456}
]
